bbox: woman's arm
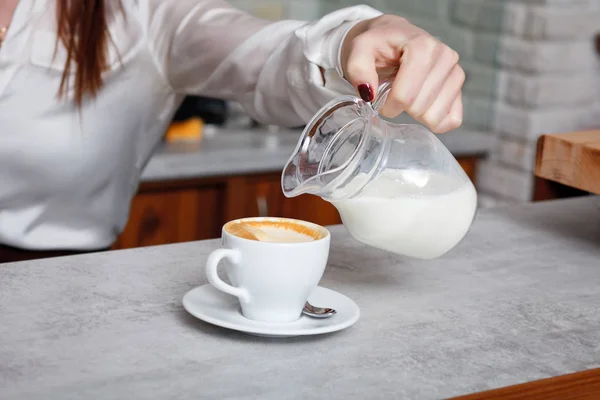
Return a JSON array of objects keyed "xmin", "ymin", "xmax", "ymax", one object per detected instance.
[{"xmin": 143, "ymin": 0, "xmax": 381, "ymax": 127}]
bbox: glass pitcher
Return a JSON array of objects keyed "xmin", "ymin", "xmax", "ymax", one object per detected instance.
[{"xmin": 281, "ymin": 82, "xmax": 477, "ymax": 259}]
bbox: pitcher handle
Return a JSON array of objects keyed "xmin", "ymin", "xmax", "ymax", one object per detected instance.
[{"xmin": 371, "ymin": 80, "xmax": 393, "ymax": 113}]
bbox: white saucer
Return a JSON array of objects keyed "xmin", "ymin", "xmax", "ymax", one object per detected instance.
[{"xmin": 182, "ymin": 284, "xmax": 360, "ymax": 338}]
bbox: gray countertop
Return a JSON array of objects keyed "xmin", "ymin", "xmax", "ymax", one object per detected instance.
[
  {"xmin": 141, "ymin": 127, "xmax": 495, "ymax": 182},
  {"xmin": 1, "ymin": 197, "xmax": 599, "ymax": 399}
]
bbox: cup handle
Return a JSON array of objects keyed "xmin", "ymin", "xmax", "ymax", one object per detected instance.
[{"xmin": 205, "ymin": 249, "xmax": 251, "ymax": 304}]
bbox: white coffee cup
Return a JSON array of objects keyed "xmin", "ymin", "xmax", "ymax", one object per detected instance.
[{"xmin": 205, "ymin": 217, "xmax": 330, "ymax": 323}]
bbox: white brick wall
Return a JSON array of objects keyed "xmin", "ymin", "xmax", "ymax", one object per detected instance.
[
  {"xmin": 495, "ymin": 137, "xmax": 537, "ymax": 172},
  {"xmin": 232, "ymin": 0, "xmax": 600, "ymax": 206},
  {"xmin": 494, "ymin": 103, "xmax": 600, "ymax": 141},
  {"xmin": 476, "ymin": 160, "xmax": 535, "ymax": 202},
  {"xmin": 488, "ymin": 38, "xmax": 599, "ymax": 73},
  {"xmin": 452, "ymin": 0, "xmax": 600, "ymax": 40}
]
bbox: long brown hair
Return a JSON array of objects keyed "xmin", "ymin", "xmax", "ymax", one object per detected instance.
[{"xmin": 56, "ymin": 0, "xmax": 121, "ymax": 106}]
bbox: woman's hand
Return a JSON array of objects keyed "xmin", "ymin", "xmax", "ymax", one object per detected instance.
[{"xmin": 341, "ymin": 15, "xmax": 465, "ymax": 133}]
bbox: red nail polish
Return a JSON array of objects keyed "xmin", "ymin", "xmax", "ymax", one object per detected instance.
[{"xmin": 358, "ymin": 84, "xmax": 374, "ymax": 102}]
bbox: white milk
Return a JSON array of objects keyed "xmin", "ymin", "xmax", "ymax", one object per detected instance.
[
  {"xmin": 257, "ymin": 227, "xmax": 314, "ymax": 243},
  {"xmin": 330, "ymin": 170, "xmax": 477, "ymax": 259}
]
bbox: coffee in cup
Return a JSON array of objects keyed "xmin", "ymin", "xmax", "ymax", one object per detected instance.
[
  {"xmin": 206, "ymin": 217, "xmax": 330, "ymax": 323},
  {"xmin": 224, "ymin": 219, "xmax": 325, "ymax": 243}
]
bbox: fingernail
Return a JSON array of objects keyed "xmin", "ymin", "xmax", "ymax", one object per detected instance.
[{"xmin": 358, "ymin": 83, "xmax": 374, "ymax": 102}]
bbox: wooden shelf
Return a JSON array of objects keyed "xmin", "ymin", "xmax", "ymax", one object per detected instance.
[{"xmin": 535, "ymin": 130, "xmax": 600, "ymax": 195}]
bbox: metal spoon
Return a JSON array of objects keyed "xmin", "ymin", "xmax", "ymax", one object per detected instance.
[{"xmin": 302, "ymin": 302, "xmax": 337, "ymax": 319}]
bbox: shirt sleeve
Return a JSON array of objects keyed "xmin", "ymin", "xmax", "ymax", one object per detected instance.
[{"xmin": 141, "ymin": 1, "xmax": 382, "ymax": 127}]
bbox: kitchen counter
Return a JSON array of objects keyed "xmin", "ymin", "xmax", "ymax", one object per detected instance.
[
  {"xmin": 141, "ymin": 127, "xmax": 494, "ymax": 182},
  {"xmin": 2, "ymin": 197, "xmax": 599, "ymax": 399}
]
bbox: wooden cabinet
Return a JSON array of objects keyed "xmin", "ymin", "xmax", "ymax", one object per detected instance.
[
  {"xmin": 113, "ymin": 179, "xmax": 226, "ymax": 249},
  {"xmin": 223, "ymin": 174, "xmax": 342, "ymax": 225},
  {"xmin": 113, "ymin": 156, "xmax": 480, "ymax": 250}
]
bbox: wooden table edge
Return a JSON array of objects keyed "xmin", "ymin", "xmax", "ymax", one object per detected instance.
[{"xmin": 450, "ymin": 368, "xmax": 600, "ymax": 400}]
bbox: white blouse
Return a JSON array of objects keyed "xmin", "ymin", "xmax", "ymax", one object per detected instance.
[{"xmin": 0, "ymin": 0, "xmax": 381, "ymax": 250}]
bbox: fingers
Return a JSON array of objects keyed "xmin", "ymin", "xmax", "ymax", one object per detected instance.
[
  {"xmin": 420, "ymin": 64, "xmax": 465, "ymax": 132},
  {"xmin": 407, "ymin": 46, "xmax": 459, "ymax": 120},
  {"xmin": 379, "ymin": 35, "xmax": 442, "ymax": 118},
  {"xmin": 377, "ymin": 35, "xmax": 464, "ymax": 133},
  {"xmin": 344, "ymin": 34, "xmax": 381, "ymax": 102},
  {"xmin": 432, "ymin": 92, "xmax": 463, "ymax": 133}
]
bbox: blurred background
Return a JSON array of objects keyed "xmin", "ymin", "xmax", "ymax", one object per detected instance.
[{"xmin": 119, "ymin": 0, "xmax": 600, "ymax": 250}]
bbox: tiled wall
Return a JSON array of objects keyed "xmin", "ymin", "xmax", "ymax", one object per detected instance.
[{"xmin": 229, "ymin": 0, "xmax": 600, "ymax": 206}]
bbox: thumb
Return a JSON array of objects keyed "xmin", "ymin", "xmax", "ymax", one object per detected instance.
[{"xmin": 344, "ymin": 44, "xmax": 380, "ymax": 102}]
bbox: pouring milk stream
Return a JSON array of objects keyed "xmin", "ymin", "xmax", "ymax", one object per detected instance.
[{"xmin": 281, "ymin": 81, "xmax": 477, "ymax": 259}]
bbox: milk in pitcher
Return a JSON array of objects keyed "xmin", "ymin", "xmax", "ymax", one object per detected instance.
[{"xmin": 330, "ymin": 169, "xmax": 477, "ymax": 259}]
